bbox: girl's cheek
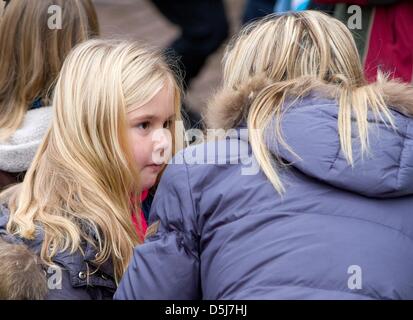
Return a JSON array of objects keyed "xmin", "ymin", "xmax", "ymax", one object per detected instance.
[
  {"xmin": 129, "ymin": 131, "xmax": 147, "ymax": 168},
  {"xmin": 134, "ymin": 141, "xmax": 150, "ymax": 168}
]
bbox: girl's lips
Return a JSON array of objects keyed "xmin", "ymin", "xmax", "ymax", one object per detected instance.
[{"xmin": 146, "ymin": 164, "xmax": 162, "ymax": 172}]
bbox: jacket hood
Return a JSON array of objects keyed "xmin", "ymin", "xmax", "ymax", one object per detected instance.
[{"xmin": 206, "ymin": 77, "xmax": 413, "ymax": 198}]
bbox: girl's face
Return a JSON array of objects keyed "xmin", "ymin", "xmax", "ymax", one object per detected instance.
[{"xmin": 127, "ymin": 82, "xmax": 175, "ymax": 192}]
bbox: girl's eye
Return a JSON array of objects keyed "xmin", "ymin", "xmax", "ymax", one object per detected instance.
[
  {"xmin": 136, "ymin": 121, "xmax": 150, "ymax": 130},
  {"xmin": 163, "ymin": 119, "xmax": 172, "ymax": 129}
]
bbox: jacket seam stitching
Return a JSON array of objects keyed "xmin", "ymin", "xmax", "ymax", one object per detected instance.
[
  {"xmin": 395, "ymin": 119, "xmax": 408, "ymax": 191},
  {"xmin": 182, "ymin": 159, "xmax": 198, "ymax": 237},
  {"xmin": 261, "ymin": 208, "xmax": 413, "ymax": 244}
]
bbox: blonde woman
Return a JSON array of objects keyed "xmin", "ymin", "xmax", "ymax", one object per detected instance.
[
  {"xmin": 0, "ymin": 0, "xmax": 99, "ymax": 190},
  {"xmin": 116, "ymin": 11, "xmax": 413, "ymax": 299},
  {"xmin": 0, "ymin": 39, "xmax": 183, "ymax": 299}
]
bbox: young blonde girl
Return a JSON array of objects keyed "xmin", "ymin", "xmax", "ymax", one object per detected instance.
[
  {"xmin": 116, "ymin": 11, "xmax": 413, "ymax": 300},
  {"xmin": 0, "ymin": 39, "xmax": 183, "ymax": 299},
  {"xmin": 0, "ymin": 0, "xmax": 99, "ymax": 189}
]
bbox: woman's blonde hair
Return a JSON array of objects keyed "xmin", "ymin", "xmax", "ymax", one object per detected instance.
[
  {"xmin": 212, "ymin": 11, "xmax": 395, "ymax": 194},
  {"xmin": 0, "ymin": 0, "xmax": 99, "ymax": 140},
  {"xmin": 2, "ymin": 39, "xmax": 183, "ymax": 282}
]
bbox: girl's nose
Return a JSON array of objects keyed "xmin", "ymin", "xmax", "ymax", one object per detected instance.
[{"xmin": 151, "ymin": 128, "xmax": 172, "ymax": 165}]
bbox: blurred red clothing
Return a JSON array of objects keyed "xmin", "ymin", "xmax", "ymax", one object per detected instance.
[
  {"xmin": 131, "ymin": 190, "xmax": 148, "ymax": 241},
  {"xmin": 315, "ymin": 0, "xmax": 413, "ymax": 83}
]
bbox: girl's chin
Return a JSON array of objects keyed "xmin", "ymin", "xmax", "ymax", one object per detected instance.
[{"xmin": 140, "ymin": 172, "xmax": 158, "ymax": 191}]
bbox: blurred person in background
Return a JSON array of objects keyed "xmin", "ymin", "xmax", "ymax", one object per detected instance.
[
  {"xmin": 243, "ymin": 0, "xmax": 276, "ymax": 23},
  {"xmin": 243, "ymin": 0, "xmax": 335, "ymax": 24},
  {"xmin": 314, "ymin": 0, "xmax": 413, "ymax": 83},
  {"xmin": 0, "ymin": 0, "xmax": 99, "ymax": 190},
  {"xmin": 150, "ymin": 0, "xmax": 229, "ymax": 129}
]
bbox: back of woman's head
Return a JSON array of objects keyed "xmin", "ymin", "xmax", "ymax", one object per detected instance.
[
  {"xmin": 5, "ymin": 39, "xmax": 182, "ymax": 282},
  {"xmin": 0, "ymin": 0, "xmax": 99, "ymax": 140},
  {"xmin": 222, "ymin": 11, "xmax": 365, "ymax": 89},
  {"xmin": 208, "ymin": 11, "xmax": 400, "ymax": 194}
]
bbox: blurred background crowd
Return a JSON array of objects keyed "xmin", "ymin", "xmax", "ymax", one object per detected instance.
[{"xmin": 93, "ymin": 0, "xmax": 412, "ymax": 129}]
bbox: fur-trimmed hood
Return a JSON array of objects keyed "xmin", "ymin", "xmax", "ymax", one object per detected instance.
[
  {"xmin": 205, "ymin": 78, "xmax": 413, "ymax": 198},
  {"xmin": 205, "ymin": 76, "xmax": 413, "ymax": 130}
]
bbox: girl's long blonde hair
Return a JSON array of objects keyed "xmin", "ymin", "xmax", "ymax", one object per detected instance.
[
  {"xmin": 0, "ymin": 0, "xmax": 99, "ymax": 140},
  {"xmin": 211, "ymin": 11, "xmax": 395, "ymax": 194},
  {"xmin": 2, "ymin": 39, "xmax": 183, "ymax": 282}
]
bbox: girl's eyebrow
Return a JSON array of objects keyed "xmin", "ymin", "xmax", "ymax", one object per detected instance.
[
  {"xmin": 131, "ymin": 113, "xmax": 176, "ymax": 123},
  {"xmin": 130, "ymin": 114, "xmax": 156, "ymax": 122}
]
